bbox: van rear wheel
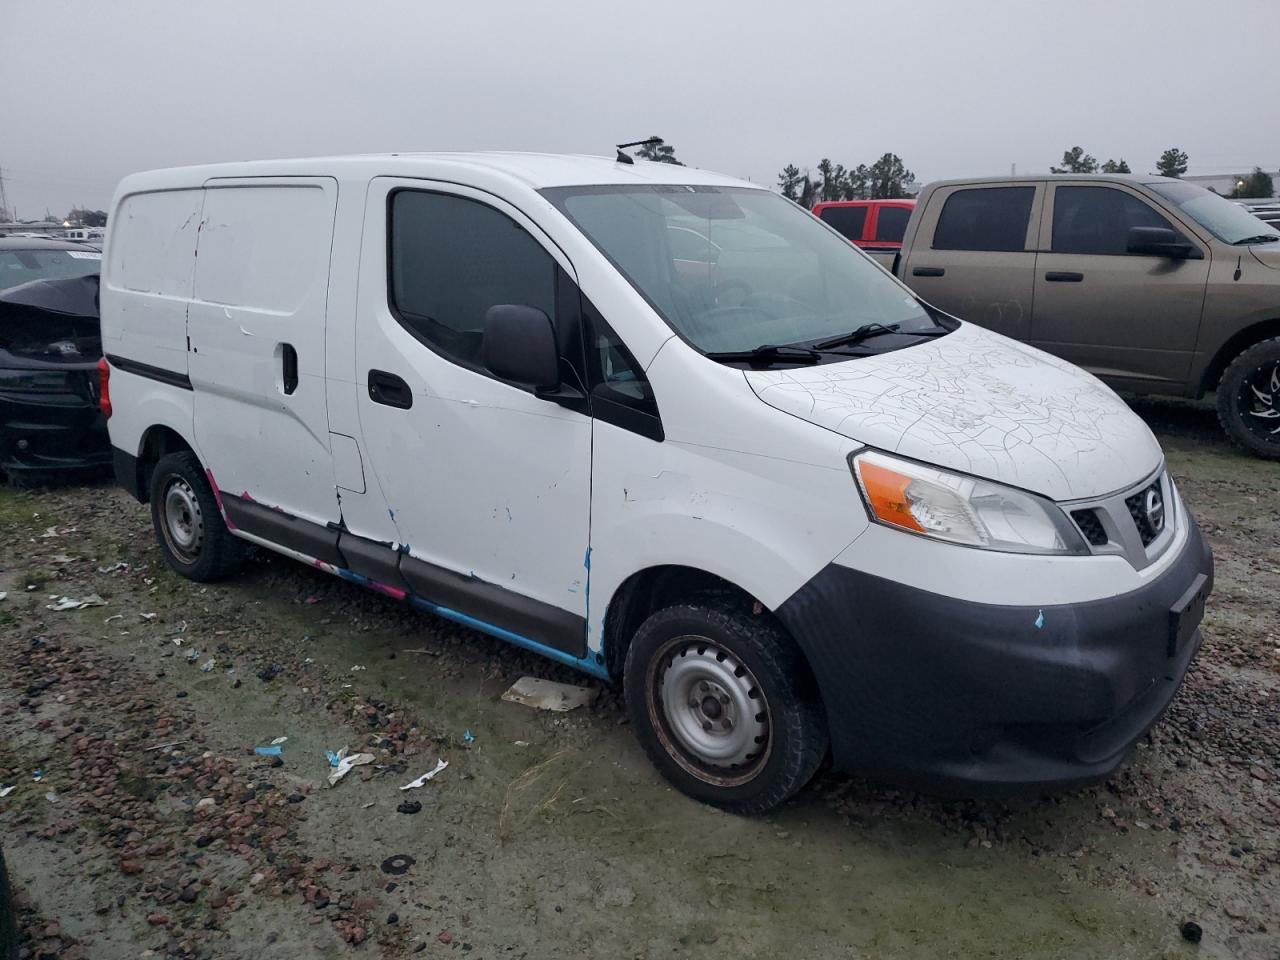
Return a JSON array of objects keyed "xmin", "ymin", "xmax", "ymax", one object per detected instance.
[
  {"xmin": 149, "ymin": 451, "xmax": 249, "ymax": 581},
  {"xmin": 1217, "ymin": 337, "xmax": 1280, "ymax": 460},
  {"xmin": 623, "ymin": 600, "xmax": 827, "ymax": 814}
]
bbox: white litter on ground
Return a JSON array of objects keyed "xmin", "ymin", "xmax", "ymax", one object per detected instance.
[
  {"xmin": 399, "ymin": 759, "xmax": 448, "ymax": 790},
  {"xmin": 45, "ymin": 594, "xmax": 107, "ymax": 611},
  {"xmin": 326, "ymin": 749, "xmax": 375, "ymax": 787},
  {"xmin": 502, "ymin": 676, "xmax": 597, "ymax": 712}
]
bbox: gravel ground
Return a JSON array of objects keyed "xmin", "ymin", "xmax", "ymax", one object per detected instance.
[{"xmin": 0, "ymin": 396, "xmax": 1276, "ymax": 960}]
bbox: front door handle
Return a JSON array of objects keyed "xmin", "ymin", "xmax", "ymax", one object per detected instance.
[
  {"xmin": 368, "ymin": 369, "xmax": 413, "ymax": 409},
  {"xmin": 1045, "ymin": 271, "xmax": 1084, "ymax": 282},
  {"xmin": 912, "ymin": 266, "xmax": 945, "ymax": 277}
]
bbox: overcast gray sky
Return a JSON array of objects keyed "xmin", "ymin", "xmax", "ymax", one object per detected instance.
[{"xmin": 2, "ymin": 0, "xmax": 1276, "ymax": 218}]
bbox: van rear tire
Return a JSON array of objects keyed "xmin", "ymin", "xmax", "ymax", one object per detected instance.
[
  {"xmin": 623, "ymin": 600, "xmax": 828, "ymax": 814},
  {"xmin": 149, "ymin": 451, "xmax": 250, "ymax": 582},
  {"xmin": 1216, "ymin": 337, "xmax": 1280, "ymax": 460}
]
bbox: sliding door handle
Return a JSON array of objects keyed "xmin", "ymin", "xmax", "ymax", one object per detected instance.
[
  {"xmin": 368, "ymin": 369, "xmax": 413, "ymax": 409},
  {"xmin": 280, "ymin": 343, "xmax": 298, "ymax": 395},
  {"xmin": 1045, "ymin": 271, "xmax": 1084, "ymax": 282},
  {"xmin": 912, "ymin": 266, "xmax": 945, "ymax": 277}
]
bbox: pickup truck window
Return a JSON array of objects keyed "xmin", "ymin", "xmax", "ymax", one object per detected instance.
[
  {"xmin": 543, "ymin": 185, "xmax": 938, "ymax": 358},
  {"xmin": 874, "ymin": 206, "xmax": 911, "ymax": 243},
  {"xmin": 1147, "ymin": 180, "xmax": 1280, "ymax": 245},
  {"xmin": 933, "ymin": 187, "xmax": 1034, "ymax": 252},
  {"xmin": 1052, "ymin": 186, "xmax": 1181, "ymax": 256},
  {"xmin": 818, "ymin": 206, "xmax": 867, "ymax": 242}
]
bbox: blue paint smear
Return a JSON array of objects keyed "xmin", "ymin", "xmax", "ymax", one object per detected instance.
[
  {"xmin": 1034, "ymin": 609, "xmax": 1045, "ymax": 630},
  {"xmin": 254, "ymin": 745, "xmax": 283, "ymax": 757},
  {"xmin": 410, "ymin": 596, "xmax": 609, "ymax": 680}
]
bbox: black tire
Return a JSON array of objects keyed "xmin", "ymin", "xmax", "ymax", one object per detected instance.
[
  {"xmin": 0, "ymin": 848, "xmax": 16, "ymax": 960},
  {"xmin": 623, "ymin": 600, "xmax": 828, "ymax": 814},
  {"xmin": 1216, "ymin": 337, "xmax": 1280, "ymax": 460},
  {"xmin": 149, "ymin": 451, "xmax": 250, "ymax": 582}
]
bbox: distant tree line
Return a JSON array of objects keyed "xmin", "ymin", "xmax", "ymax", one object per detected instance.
[
  {"xmin": 777, "ymin": 153, "xmax": 915, "ymax": 207},
  {"xmin": 1050, "ymin": 145, "xmax": 1273, "ymax": 197},
  {"xmin": 66, "ymin": 208, "xmax": 108, "ymax": 226}
]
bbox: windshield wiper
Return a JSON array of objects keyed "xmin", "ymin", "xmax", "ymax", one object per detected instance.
[
  {"xmin": 1232, "ymin": 234, "xmax": 1280, "ymax": 245},
  {"xmin": 811, "ymin": 322, "xmax": 948, "ymax": 351},
  {"xmin": 705, "ymin": 344, "xmax": 821, "ymax": 366}
]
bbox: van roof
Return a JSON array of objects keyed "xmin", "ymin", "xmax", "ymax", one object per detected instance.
[{"xmin": 114, "ymin": 152, "xmax": 757, "ymax": 193}]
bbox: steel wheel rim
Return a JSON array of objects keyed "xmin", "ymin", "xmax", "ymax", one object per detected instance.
[
  {"xmin": 1240, "ymin": 361, "xmax": 1280, "ymax": 439},
  {"xmin": 649, "ymin": 635, "xmax": 770, "ymax": 786},
  {"xmin": 162, "ymin": 477, "xmax": 204, "ymax": 562}
]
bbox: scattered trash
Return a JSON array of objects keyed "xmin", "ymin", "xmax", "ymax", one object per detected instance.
[
  {"xmin": 1180, "ymin": 921, "xmax": 1203, "ymax": 944},
  {"xmin": 1034, "ymin": 609, "xmax": 1045, "ymax": 630},
  {"xmin": 104, "ymin": 613, "xmax": 123, "ymax": 623},
  {"xmin": 0, "ymin": 786, "xmax": 15, "ymax": 798},
  {"xmin": 303, "ymin": 657, "xmax": 315, "ymax": 664},
  {"xmin": 270, "ymin": 736, "xmax": 288, "ymax": 746},
  {"xmin": 257, "ymin": 663, "xmax": 281, "ymax": 682},
  {"xmin": 45, "ymin": 594, "xmax": 107, "ymax": 611},
  {"xmin": 32, "ymin": 770, "xmax": 43, "ymax": 782},
  {"xmin": 380, "ymin": 855, "xmax": 415, "ymax": 876},
  {"xmin": 400, "ymin": 759, "xmax": 448, "ymax": 790},
  {"xmin": 402, "ymin": 648, "xmax": 440, "ymax": 656},
  {"xmin": 513, "ymin": 740, "xmax": 530, "ymax": 747},
  {"xmin": 350, "ymin": 665, "xmax": 366, "ymax": 673},
  {"xmin": 44, "ymin": 791, "xmax": 58, "ymax": 804},
  {"xmin": 304, "ymin": 595, "xmax": 322, "ymax": 605},
  {"xmin": 502, "ymin": 676, "xmax": 597, "ymax": 712},
  {"xmin": 185, "ymin": 650, "xmax": 200, "ymax": 663},
  {"xmin": 97, "ymin": 561, "xmax": 130, "ymax": 574},
  {"xmin": 463, "ymin": 730, "xmax": 475, "ymax": 744},
  {"xmin": 254, "ymin": 745, "xmax": 283, "ymax": 757},
  {"xmin": 396, "ymin": 800, "xmax": 422, "ymax": 815},
  {"xmin": 361, "ymin": 801, "xmax": 375, "ymax": 809},
  {"xmin": 139, "ymin": 612, "xmax": 157, "ymax": 621},
  {"xmin": 0, "ymin": 592, "xmax": 6, "ymax": 601},
  {"xmin": 41, "ymin": 526, "xmax": 58, "ymax": 538},
  {"xmin": 199, "ymin": 658, "xmax": 217, "ymax": 673},
  {"xmin": 326, "ymin": 748, "xmax": 375, "ymax": 787}
]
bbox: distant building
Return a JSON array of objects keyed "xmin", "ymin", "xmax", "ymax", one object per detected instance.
[{"xmin": 1183, "ymin": 171, "xmax": 1278, "ymax": 197}]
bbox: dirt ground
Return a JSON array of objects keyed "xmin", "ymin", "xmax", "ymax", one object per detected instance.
[{"xmin": 1, "ymin": 396, "xmax": 1276, "ymax": 960}]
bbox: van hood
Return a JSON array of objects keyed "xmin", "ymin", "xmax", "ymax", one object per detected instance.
[
  {"xmin": 744, "ymin": 323, "xmax": 1162, "ymax": 501},
  {"xmin": 1249, "ymin": 243, "xmax": 1280, "ymax": 271}
]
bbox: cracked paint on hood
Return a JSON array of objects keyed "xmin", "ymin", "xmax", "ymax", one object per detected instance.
[{"xmin": 745, "ymin": 322, "xmax": 1162, "ymax": 501}]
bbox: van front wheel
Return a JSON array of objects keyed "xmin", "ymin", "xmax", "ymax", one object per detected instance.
[
  {"xmin": 149, "ymin": 451, "xmax": 249, "ymax": 582},
  {"xmin": 624, "ymin": 601, "xmax": 827, "ymax": 814}
]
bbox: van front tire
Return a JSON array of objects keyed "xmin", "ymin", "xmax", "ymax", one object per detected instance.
[
  {"xmin": 623, "ymin": 600, "xmax": 828, "ymax": 814},
  {"xmin": 1217, "ymin": 337, "xmax": 1280, "ymax": 460},
  {"xmin": 149, "ymin": 451, "xmax": 249, "ymax": 582}
]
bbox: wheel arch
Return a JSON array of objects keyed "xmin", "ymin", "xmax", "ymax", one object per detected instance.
[
  {"xmin": 135, "ymin": 424, "xmax": 197, "ymax": 500},
  {"xmin": 1199, "ymin": 317, "xmax": 1280, "ymax": 396}
]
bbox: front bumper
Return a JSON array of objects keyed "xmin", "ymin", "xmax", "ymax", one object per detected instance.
[
  {"xmin": 775, "ymin": 518, "xmax": 1213, "ymax": 794},
  {"xmin": 0, "ymin": 387, "xmax": 110, "ymax": 475}
]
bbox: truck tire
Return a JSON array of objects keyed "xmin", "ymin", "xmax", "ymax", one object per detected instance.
[
  {"xmin": 149, "ymin": 451, "xmax": 250, "ymax": 582},
  {"xmin": 623, "ymin": 600, "xmax": 828, "ymax": 814},
  {"xmin": 0, "ymin": 848, "xmax": 16, "ymax": 960},
  {"xmin": 1216, "ymin": 337, "xmax": 1280, "ymax": 460}
]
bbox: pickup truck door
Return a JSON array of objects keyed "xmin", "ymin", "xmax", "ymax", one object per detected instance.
[
  {"xmin": 900, "ymin": 183, "xmax": 1042, "ymax": 340},
  {"xmin": 1029, "ymin": 182, "xmax": 1210, "ymax": 391}
]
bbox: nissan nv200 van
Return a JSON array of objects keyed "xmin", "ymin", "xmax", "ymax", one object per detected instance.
[{"xmin": 99, "ymin": 154, "xmax": 1213, "ymax": 812}]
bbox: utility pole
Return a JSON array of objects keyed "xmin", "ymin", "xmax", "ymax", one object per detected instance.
[{"xmin": 0, "ymin": 164, "xmax": 10, "ymax": 222}]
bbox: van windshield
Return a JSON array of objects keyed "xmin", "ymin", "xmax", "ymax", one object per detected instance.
[
  {"xmin": 542, "ymin": 185, "xmax": 944, "ymax": 361},
  {"xmin": 1146, "ymin": 180, "xmax": 1280, "ymax": 245}
]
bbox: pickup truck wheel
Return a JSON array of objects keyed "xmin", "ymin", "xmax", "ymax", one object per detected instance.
[
  {"xmin": 1217, "ymin": 337, "xmax": 1280, "ymax": 460},
  {"xmin": 149, "ymin": 452, "xmax": 250, "ymax": 581},
  {"xmin": 623, "ymin": 600, "xmax": 828, "ymax": 814}
]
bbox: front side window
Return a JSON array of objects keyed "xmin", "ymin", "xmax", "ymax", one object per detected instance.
[
  {"xmin": 817, "ymin": 205, "xmax": 868, "ymax": 242},
  {"xmin": 874, "ymin": 206, "xmax": 911, "ymax": 243},
  {"xmin": 389, "ymin": 191, "xmax": 556, "ymax": 368},
  {"xmin": 933, "ymin": 187, "xmax": 1034, "ymax": 252},
  {"xmin": 542, "ymin": 185, "xmax": 938, "ymax": 358},
  {"xmin": 1051, "ymin": 186, "xmax": 1184, "ymax": 256}
]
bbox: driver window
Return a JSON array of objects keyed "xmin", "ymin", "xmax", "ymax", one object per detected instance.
[{"xmin": 1051, "ymin": 186, "xmax": 1184, "ymax": 256}]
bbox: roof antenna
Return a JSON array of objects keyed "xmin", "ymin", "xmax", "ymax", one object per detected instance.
[{"xmin": 615, "ymin": 137, "xmax": 663, "ymax": 165}]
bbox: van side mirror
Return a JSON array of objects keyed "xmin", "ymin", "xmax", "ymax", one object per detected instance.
[
  {"xmin": 483, "ymin": 304, "xmax": 561, "ymax": 390},
  {"xmin": 1126, "ymin": 226, "xmax": 1200, "ymax": 260}
]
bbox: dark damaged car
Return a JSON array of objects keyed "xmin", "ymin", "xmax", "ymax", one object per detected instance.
[{"xmin": 0, "ymin": 238, "xmax": 109, "ymax": 481}]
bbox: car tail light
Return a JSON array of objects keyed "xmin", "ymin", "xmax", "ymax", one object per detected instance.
[{"xmin": 97, "ymin": 357, "xmax": 112, "ymax": 418}]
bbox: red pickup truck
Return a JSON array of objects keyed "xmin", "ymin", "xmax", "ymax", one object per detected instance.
[{"xmin": 812, "ymin": 199, "xmax": 915, "ymax": 254}]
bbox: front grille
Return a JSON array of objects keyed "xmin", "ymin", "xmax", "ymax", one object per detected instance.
[
  {"xmin": 1071, "ymin": 508, "xmax": 1108, "ymax": 546},
  {"xmin": 1125, "ymin": 481, "xmax": 1164, "ymax": 546}
]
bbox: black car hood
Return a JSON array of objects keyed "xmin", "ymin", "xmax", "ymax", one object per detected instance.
[{"xmin": 0, "ymin": 274, "xmax": 101, "ymax": 365}]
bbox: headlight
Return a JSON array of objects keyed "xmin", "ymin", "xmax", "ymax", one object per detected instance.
[{"xmin": 851, "ymin": 449, "xmax": 1089, "ymax": 556}]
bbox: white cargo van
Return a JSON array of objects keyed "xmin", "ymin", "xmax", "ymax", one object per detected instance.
[{"xmin": 99, "ymin": 154, "xmax": 1212, "ymax": 812}]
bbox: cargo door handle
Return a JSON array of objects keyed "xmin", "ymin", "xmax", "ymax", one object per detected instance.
[
  {"xmin": 912, "ymin": 266, "xmax": 945, "ymax": 277},
  {"xmin": 368, "ymin": 369, "xmax": 413, "ymax": 409},
  {"xmin": 1045, "ymin": 271, "xmax": 1084, "ymax": 282},
  {"xmin": 280, "ymin": 343, "xmax": 298, "ymax": 395}
]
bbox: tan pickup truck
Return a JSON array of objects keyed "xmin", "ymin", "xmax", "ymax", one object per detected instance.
[{"xmin": 882, "ymin": 175, "xmax": 1280, "ymax": 458}]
